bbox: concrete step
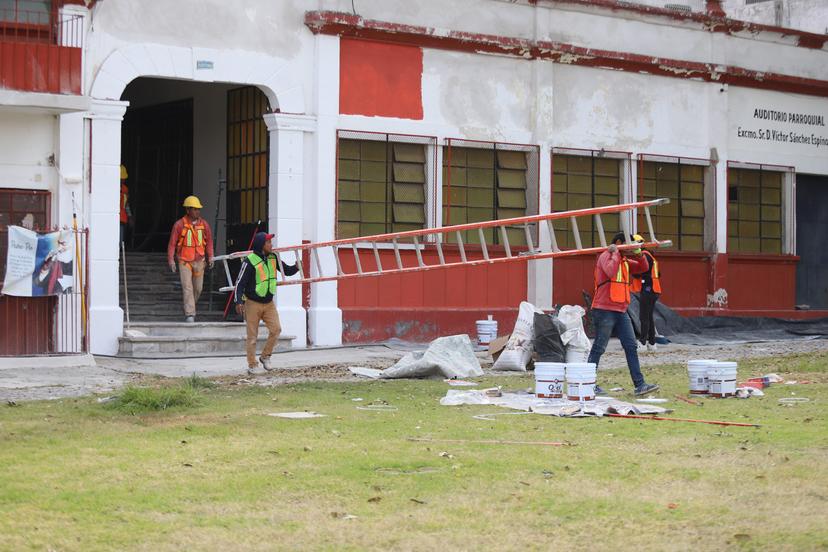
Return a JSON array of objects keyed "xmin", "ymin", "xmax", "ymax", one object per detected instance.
[
  {"xmin": 118, "ymin": 322, "xmax": 294, "ymax": 356},
  {"xmin": 125, "ymin": 321, "xmax": 265, "ymax": 338}
]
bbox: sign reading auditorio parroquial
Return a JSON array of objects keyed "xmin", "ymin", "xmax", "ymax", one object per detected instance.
[{"xmin": 736, "ymin": 108, "xmax": 828, "ymax": 149}]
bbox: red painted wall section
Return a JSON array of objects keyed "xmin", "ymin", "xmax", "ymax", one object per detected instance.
[
  {"xmin": 553, "ymin": 252, "xmax": 710, "ymax": 309},
  {"xmin": 338, "ymin": 249, "xmax": 525, "ymax": 342},
  {"xmin": 727, "ymin": 255, "xmax": 797, "ymax": 310},
  {"xmin": 0, "ymin": 41, "xmax": 82, "ymax": 94},
  {"xmin": 339, "ymin": 38, "xmax": 423, "ymax": 119}
]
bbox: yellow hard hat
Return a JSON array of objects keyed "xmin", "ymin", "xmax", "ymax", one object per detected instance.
[
  {"xmin": 633, "ymin": 234, "xmax": 645, "ymax": 243},
  {"xmin": 120, "ymin": 165, "xmax": 128, "ymax": 179},
  {"xmin": 183, "ymin": 195, "xmax": 203, "ymax": 209}
]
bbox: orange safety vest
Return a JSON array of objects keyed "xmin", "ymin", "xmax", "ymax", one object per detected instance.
[
  {"xmin": 596, "ymin": 258, "xmax": 631, "ymax": 305},
  {"xmin": 120, "ymin": 184, "xmax": 129, "ymax": 224},
  {"xmin": 177, "ymin": 217, "xmax": 206, "ymax": 262},
  {"xmin": 631, "ymin": 250, "xmax": 662, "ymax": 294}
]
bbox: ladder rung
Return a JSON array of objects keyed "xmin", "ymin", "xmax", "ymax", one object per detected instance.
[
  {"xmin": 436, "ymin": 234, "xmax": 446, "ymax": 265},
  {"xmin": 392, "ymin": 238, "xmax": 403, "ymax": 270},
  {"xmin": 456, "ymin": 231, "xmax": 467, "ymax": 263},
  {"xmin": 621, "ymin": 212, "xmax": 632, "ymax": 244},
  {"xmin": 275, "ymin": 252, "xmax": 286, "ymax": 282},
  {"xmin": 478, "ymin": 227, "xmax": 489, "ymax": 261},
  {"xmin": 295, "ymin": 250, "xmax": 305, "ymax": 280},
  {"xmin": 523, "ymin": 223, "xmax": 535, "ymax": 253},
  {"xmin": 644, "ymin": 206, "xmax": 657, "ymax": 242},
  {"xmin": 372, "ymin": 241, "xmax": 383, "ymax": 273},
  {"xmin": 499, "ymin": 226, "xmax": 512, "ymax": 258},
  {"xmin": 413, "ymin": 235, "xmax": 425, "ymax": 268},
  {"xmin": 545, "ymin": 219, "xmax": 560, "ymax": 253},
  {"xmin": 334, "ymin": 246, "xmax": 344, "ymax": 276},
  {"xmin": 351, "ymin": 242, "xmax": 363, "ymax": 274},
  {"xmin": 570, "ymin": 217, "xmax": 583, "ymax": 250},
  {"xmin": 312, "ymin": 248, "xmax": 323, "ymax": 279},
  {"xmin": 594, "ymin": 214, "xmax": 607, "ymax": 248}
]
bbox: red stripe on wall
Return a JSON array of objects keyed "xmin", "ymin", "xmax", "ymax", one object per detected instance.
[{"xmin": 339, "ymin": 38, "xmax": 423, "ymax": 119}]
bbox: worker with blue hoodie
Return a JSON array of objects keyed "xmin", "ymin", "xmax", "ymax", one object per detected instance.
[{"xmin": 234, "ymin": 232, "xmax": 298, "ymax": 374}]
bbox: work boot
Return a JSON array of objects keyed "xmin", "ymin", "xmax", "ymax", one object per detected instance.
[
  {"xmin": 637, "ymin": 341, "xmax": 645, "ymax": 352},
  {"xmin": 185, "ymin": 316, "xmax": 195, "ymax": 323},
  {"xmin": 646, "ymin": 343, "xmax": 658, "ymax": 353},
  {"xmin": 260, "ymin": 357, "xmax": 273, "ymax": 371},
  {"xmin": 634, "ymin": 383, "xmax": 660, "ymax": 396}
]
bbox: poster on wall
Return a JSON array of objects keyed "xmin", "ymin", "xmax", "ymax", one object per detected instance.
[{"xmin": 2, "ymin": 226, "xmax": 75, "ymax": 297}]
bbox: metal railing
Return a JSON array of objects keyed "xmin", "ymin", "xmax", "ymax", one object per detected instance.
[{"xmin": 213, "ymin": 198, "xmax": 673, "ymax": 291}]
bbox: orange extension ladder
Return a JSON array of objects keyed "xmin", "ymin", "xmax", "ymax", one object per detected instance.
[{"xmin": 212, "ymin": 198, "xmax": 672, "ymax": 292}]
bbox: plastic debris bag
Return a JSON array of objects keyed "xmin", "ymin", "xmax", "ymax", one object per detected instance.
[
  {"xmin": 492, "ymin": 301, "xmax": 542, "ymax": 371},
  {"xmin": 533, "ymin": 312, "xmax": 566, "ymax": 362},
  {"xmin": 556, "ymin": 305, "xmax": 592, "ymax": 360}
]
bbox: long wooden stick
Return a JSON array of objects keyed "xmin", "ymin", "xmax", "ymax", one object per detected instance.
[
  {"xmin": 674, "ymin": 394, "xmax": 702, "ymax": 406},
  {"xmin": 607, "ymin": 413, "xmax": 759, "ymax": 427},
  {"xmin": 407, "ymin": 438, "xmax": 573, "ymax": 447}
]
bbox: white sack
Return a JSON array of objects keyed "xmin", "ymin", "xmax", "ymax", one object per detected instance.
[{"xmin": 492, "ymin": 301, "xmax": 542, "ymax": 371}]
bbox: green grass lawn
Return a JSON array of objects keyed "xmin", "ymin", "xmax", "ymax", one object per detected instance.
[{"xmin": 1, "ymin": 352, "xmax": 827, "ymax": 551}]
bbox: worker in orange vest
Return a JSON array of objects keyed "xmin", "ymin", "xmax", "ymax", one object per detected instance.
[
  {"xmin": 630, "ymin": 234, "xmax": 663, "ymax": 352},
  {"xmin": 587, "ymin": 232, "xmax": 659, "ymax": 396},
  {"xmin": 167, "ymin": 195, "xmax": 214, "ymax": 322},
  {"xmin": 119, "ymin": 165, "xmax": 133, "ymax": 244}
]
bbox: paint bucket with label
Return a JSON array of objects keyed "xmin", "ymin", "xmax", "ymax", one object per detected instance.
[
  {"xmin": 707, "ymin": 361, "xmax": 738, "ymax": 398},
  {"xmin": 475, "ymin": 316, "xmax": 498, "ymax": 345},
  {"xmin": 566, "ymin": 362, "xmax": 596, "ymax": 401},
  {"xmin": 534, "ymin": 362, "xmax": 566, "ymax": 399},
  {"xmin": 687, "ymin": 359, "xmax": 716, "ymax": 394}
]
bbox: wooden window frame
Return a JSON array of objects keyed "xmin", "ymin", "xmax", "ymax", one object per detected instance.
[
  {"xmin": 551, "ymin": 147, "xmax": 630, "ymax": 249},
  {"xmin": 335, "ymin": 130, "xmax": 437, "ymax": 241},
  {"xmin": 637, "ymin": 154, "xmax": 714, "ymax": 252},
  {"xmin": 726, "ymin": 161, "xmax": 794, "ymax": 256},
  {"xmin": 443, "ymin": 138, "xmax": 539, "ymax": 248}
]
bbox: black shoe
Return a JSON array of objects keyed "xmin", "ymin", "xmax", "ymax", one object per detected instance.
[{"xmin": 634, "ymin": 383, "xmax": 660, "ymax": 396}]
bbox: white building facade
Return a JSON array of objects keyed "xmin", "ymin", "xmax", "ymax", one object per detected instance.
[{"xmin": 1, "ymin": 0, "xmax": 826, "ymax": 355}]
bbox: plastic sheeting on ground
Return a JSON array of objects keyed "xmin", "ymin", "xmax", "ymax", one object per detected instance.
[
  {"xmin": 440, "ymin": 389, "xmax": 669, "ymax": 417},
  {"xmin": 350, "ymin": 334, "xmax": 483, "ymax": 380}
]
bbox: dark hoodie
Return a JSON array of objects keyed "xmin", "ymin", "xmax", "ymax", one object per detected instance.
[{"xmin": 233, "ymin": 233, "xmax": 298, "ymax": 304}]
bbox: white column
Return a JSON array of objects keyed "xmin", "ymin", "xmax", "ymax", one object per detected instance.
[
  {"xmin": 87, "ymin": 99, "xmax": 128, "ymax": 355},
  {"xmin": 264, "ymin": 112, "xmax": 316, "ymax": 348},
  {"xmin": 528, "ymin": 142, "xmax": 553, "ymax": 310},
  {"xmin": 306, "ymin": 34, "xmax": 342, "ymax": 346}
]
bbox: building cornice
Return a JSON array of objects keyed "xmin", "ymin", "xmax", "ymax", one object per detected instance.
[{"xmin": 305, "ymin": 10, "xmax": 828, "ymax": 99}]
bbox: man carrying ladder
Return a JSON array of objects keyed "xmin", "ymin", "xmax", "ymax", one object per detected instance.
[{"xmin": 233, "ymin": 232, "xmax": 298, "ymax": 375}]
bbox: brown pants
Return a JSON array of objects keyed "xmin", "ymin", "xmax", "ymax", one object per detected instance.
[
  {"xmin": 178, "ymin": 260, "xmax": 205, "ymax": 317},
  {"xmin": 244, "ymin": 300, "xmax": 281, "ymax": 368}
]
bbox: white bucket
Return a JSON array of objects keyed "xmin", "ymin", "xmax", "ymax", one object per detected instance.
[
  {"xmin": 707, "ymin": 361, "xmax": 738, "ymax": 398},
  {"xmin": 565, "ymin": 346, "xmax": 590, "ymax": 363},
  {"xmin": 476, "ymin": 318, "xmax": 498, "ymax": 345},
  {"xmin": 535, "ymin": 362, "xmax": 566, "ymax": 399},
  {"xmin": 566, "ymin": 362, "xmax": 597, "ymax": 401},
  {"xmin": 687, "ymin": 359, "xmax": 716, "ymax": 394}
]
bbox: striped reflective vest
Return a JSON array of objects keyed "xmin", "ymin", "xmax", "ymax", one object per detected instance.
[
  {"xmin": 177, "ymin": 218, "xmax": 206, "ymax": 262},
  {"xmin": 247, "ymin": 252, "xmax": 278, "ymax": 297},
  {"xmin": 596, "ymin": 258, "xmax": 631, "ymax": 305},
  {"xmin": 631, "ymin": 250, "xmax": 662, "ymax": 294}
]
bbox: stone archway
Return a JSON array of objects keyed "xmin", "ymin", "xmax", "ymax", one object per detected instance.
[{"xmin": 86, "ymin": 44, "xmax": 312, "ymax": 354}]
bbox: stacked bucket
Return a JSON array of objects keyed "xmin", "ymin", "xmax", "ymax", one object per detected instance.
[
  {"xmin": 687, "ymin": 359, "xmax": 738, "ymax": 398},
  {"xmin": 535, "ymin": 362, "xmax": 597, "ymax": 401}
]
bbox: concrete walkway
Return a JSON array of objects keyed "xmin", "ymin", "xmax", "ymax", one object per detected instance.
[
  {"xmin": 2, "ymin": 338, "xmax": 826, "ymax": 402},
  {"xmin": 0, "ymin": 345, "xmax": 407, "ymax": 402}
]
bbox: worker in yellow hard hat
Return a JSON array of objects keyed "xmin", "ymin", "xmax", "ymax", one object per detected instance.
[
  {"xmin": 630, "ymin": 233, "xmax": 663, "ymax": 352},
  {"xmin": 119, "ymin": 165, "xmax": 133, "ymax": 244},
  {"xmin": 167, "ymin": 195, "xmax": 214, "ymax": 322}
]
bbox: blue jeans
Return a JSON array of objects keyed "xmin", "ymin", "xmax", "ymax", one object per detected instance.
[{"xmin": 588, "ymin": 308, "xmax": 645, "ymax": 389}]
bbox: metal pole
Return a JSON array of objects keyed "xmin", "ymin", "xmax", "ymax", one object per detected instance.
[{"xmin": 121, "ymin": 240, "xmax": 130, "ymax": 329}]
